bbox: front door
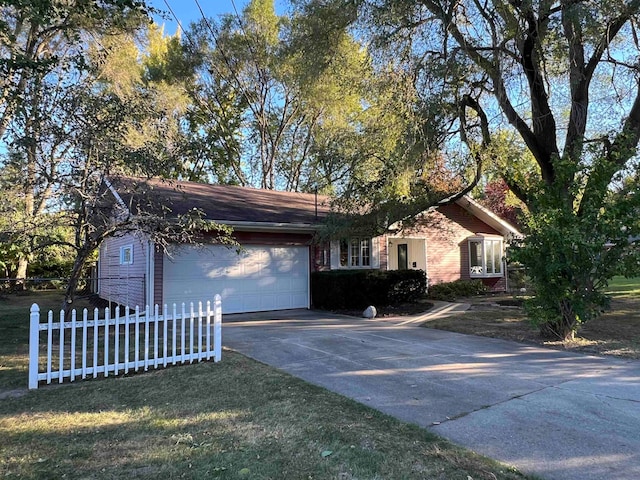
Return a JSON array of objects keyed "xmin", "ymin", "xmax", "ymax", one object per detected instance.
[{"xmin": 397, "ymin": 244, "xmax": 408, "ymax": 270}]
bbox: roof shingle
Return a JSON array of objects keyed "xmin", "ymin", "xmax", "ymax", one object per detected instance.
[{"xmin": 110, "ymin": 177, "xmax": 331, "ymax": 225}]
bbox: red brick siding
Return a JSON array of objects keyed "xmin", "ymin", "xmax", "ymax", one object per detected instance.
[
  {"xmin": 313, "ymin": 241, "xmax": 331, "ymax": 272},
  {"xmin": 387, "ymin": 203, "xmax": 505, "ymax": 292}
]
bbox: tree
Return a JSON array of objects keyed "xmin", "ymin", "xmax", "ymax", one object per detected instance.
[
  {"xmin": 0, "ymin": 0, "xmax": 151, "ymax": 285},
  {"xmin": 0, "ymin": 5, "xmax": 238, "ymax": 304},
  {"xmin": 183, "ymin": 0, "xmax": 404, "ymax": 193},
  {"xmin": 0, "ymin": 0, "xmax": 151, "ymax": 138},
  {"xmin": 480, "ymin": 179, "xmax": 523, "ymax": 229},
  {"xmin": 44, "ymin": 29, "xmax": 236, "ymax": 308},
  {"xmin": 298, "ymin": 0, "xmax": 640, "ymax": 339}
]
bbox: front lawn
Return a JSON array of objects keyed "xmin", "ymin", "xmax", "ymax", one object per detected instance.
[
  {"xmin": 423, "ymin": 277, "xmax": 640, "ymax": 358},
  {"xmin": 0, "ymin": 291, "xmax": 530, "ymax": 480}
]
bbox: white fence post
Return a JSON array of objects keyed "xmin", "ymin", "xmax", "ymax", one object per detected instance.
[
  {"xmin": 214, "ymin": 294, "xmax": 222, "ymax": 362},
  {"xmin": 28, "ymin": 303, "xmax": 40, "ymax": 389}
]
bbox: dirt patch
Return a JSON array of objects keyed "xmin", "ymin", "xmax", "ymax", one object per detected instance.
[
  {"xmin": 0, "ymin": 388, "xmax": 27, "ymax": 400},
  {"xmin": 422, "ymin": 295, "xmax": 640, "ymax": 359}
]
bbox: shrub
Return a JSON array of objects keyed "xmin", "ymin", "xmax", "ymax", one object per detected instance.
[
  {"xmin": 427, "ymin": 279, "xmax": 488, "ymax": 302},
  {"xmin": 311, "ymin": 269, "xmax": 427, "ymax": 310}
]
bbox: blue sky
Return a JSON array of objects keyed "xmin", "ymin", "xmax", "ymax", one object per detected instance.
[
  {"xmin": 148, "ymin": 0, "xmax": 289, "ymax": 35},
  {"xmin": 148, "ymin": 0, "xmax": 248, "ymax": 34}
]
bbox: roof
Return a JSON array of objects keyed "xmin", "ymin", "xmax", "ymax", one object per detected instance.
[
  {"xmin": 107, "ymin": 177, "xmax": 331, "ymax": 230},
  {"xmin": 106, "ymin": 177, "xmax": 522, "ymax": 238}
]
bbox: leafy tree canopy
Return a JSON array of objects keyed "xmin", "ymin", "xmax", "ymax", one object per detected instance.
[{"xmin": 295, "ymin": 0, "xmax": 640, "ymax": 338}]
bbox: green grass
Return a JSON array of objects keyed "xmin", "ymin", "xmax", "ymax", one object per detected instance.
[
  {"xmin": 0, "ymin": 291, "xmax": 531, "ymax": 480},
  {"xmin": 0, "ymin": 292, "xmax": 97, "ymax": 391},
  {"xmin": 605, "ymin": 276, "xmax": 640, "ymax": 298}
]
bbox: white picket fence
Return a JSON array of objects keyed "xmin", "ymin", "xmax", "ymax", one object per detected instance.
[{"xmin": 28, "ymin": 295, "xmax": 222, "ymax": 389}]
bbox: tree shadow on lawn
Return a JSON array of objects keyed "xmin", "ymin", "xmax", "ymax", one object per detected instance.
[
  {"xmin": 423, "ymin": 296, "xmax": 640, "ymax": 359},
  {"xmin": 0, "ymin": 352, "xmax": 530, "ymax": 480}
]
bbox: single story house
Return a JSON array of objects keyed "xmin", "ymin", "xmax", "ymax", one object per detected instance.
[{"xmin": 98, "ymin": 178, "xmax": 522, "ymax": 313}]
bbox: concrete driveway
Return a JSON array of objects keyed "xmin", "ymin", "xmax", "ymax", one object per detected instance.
[{"xmin": 222, "ymin": 310, "xmax": 640, "ymax": 480}]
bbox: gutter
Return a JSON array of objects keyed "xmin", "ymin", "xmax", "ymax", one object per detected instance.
[{"xmin": 104, "ymin": 177, "xmax": 130, "ymax": 215}]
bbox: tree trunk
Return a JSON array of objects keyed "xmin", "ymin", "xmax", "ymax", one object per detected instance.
[
  {"xmin": 15, "ymin": 257, "xmax": 28, "ymax": 291},
  {"xmin": 63, "ymin": 249, "xmax": 89, "ymax": 313},
  {"xmin": 539, "ymin": 299, "xmax": 577, "ymax": 341}
]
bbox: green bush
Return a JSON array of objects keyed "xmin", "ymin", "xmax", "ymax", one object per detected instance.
[
  {"xmin": 311, "ymin": 269, "xmax": 427, "ymax": 309},
  {"xmin": 427, "ymin": 279, "xmax": 488, "ymax": 301}
]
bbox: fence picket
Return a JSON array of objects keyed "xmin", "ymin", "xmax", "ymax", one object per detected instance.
[
  {"xmin": 59, "ymin": 310, "xmax": 64, "ymax": 384},
  {"xmin": 189, "ymin": 303, "xmax": 195, "ymax": 364},
  {"xmin": 27, "ymin": 295, "xmax": 222, "ymax": 389},
  {"xmin": 163, "ymin": 304, "xmax": 168, "ymax": 368},
  {"xmin": 181, "ymin": 303, "xmax": 186, "ymax": 364},
  {"xmin": 134, "ymin": 306, "xmax": 140, "ymax": 372},
  {"xmin": 93, "ymin": 308, "xmax": 99, "ymax": 379},
  {"xmin": 124, "ymin": 309, "xmax": 130, "ymax": 374},
  {"xmin": 153, "ymin": 304, "xmax": 159, "ymax": 369},
  {"xmin": 104, "ymin": 307, "xmax": 110, "ymax": 378},
  {"xmin": 114, "ymin": 307, "xmax": 120, "ymax": 376},
  {"xmin": 198, "ymin": 302, "xmax": 203, "ymax": 360},
  {"xmin": 206, "ymin": 300, "xmax": 211, "ymax": 361},
  {"xmin": 82, "ymin": 309, "xmax": 88, "ymax": 379},
  {"xmin": 172, "ymin": 303, "xmax": 177, "ymax": 366},
  {"xmin": 47, "ymin": 310, "xmax": 53, "ymax": 384},
  {"xmin": 70, "ymin": 309, "xmax": 77, "ymax": 382},
  {"xmin": 214, "ymin": 295, "xmax": 222, "ymax": 362},
  {"xmin": 144, "ymin": 305, "xmax": 150, "ymax": 371}
]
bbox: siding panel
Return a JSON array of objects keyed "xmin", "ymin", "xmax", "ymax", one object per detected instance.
[{"xmin": 98, "ymin": 233, "xmax": 147, "ymax": 307}]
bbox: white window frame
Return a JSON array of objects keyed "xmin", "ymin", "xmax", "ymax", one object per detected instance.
[
  {"xmin": 120, "ymin": 244, "xmax": 134, "ymax": 265},
  {"xmin": 468, "ymin": 237, "xmax": 503, "ymax": 278},
  {"xmin": 340, "ymin": 237, "xmax": 372, "ymax": 268}
]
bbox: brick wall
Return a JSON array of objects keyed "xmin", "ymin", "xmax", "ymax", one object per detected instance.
[{"xmin": 393, "ymin": 203, "xmax": 505, "ymax": 292}]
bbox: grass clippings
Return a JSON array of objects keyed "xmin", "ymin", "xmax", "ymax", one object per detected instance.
[{"xmin": 0, "ymin": 291, "xmax": 530, "ymax": 480}]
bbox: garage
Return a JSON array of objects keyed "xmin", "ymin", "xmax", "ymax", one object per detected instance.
[{"xmin": 162, "ymin": 245, "xmax": 310, "ymax": 314}]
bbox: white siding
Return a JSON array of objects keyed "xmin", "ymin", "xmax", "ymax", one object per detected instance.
[{"xmin": 98, "ymin": 233, "xmax": 148, "ymax": 307}]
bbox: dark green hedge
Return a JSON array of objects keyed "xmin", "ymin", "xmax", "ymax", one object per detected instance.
[
  {"xmin": 427, "ymin": 279, "xmax": 488, "ymax": 301},
  {"xmin": 311, "ymin": 269, "xmax": 427, "ymax": 309}
]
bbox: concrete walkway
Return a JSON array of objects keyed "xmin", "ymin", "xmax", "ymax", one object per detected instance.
[
  {"xmin": 222, "ymin": 308, "xmax": 640, "ymax": 480},
  {"xmin": 381, "ymin": 300, "xmax": 471, "ymax": 325}
]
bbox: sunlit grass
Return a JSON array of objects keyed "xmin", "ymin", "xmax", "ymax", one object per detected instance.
[
  {"xmin": 0, "ymin": 291, "xmax": 530, "ymax": 480},
  {"xmin": 0, "ymin": 353, "xmax": 529, "ymax": 480},
  {"xmin": 606, "ymin": 276, "xmax": 640, "ymax": 298}
]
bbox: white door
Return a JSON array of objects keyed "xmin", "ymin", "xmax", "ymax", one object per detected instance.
[{"xmin": 163, "ymin": 245, "xmax": 309, "ymax": 314}]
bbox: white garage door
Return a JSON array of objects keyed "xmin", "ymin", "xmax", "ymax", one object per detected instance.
[{"xmin": 163, "ymin": 245, "xmax": 309, "ymax": 314}]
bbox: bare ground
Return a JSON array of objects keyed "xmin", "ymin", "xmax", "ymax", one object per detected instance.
[{"xmin": 423, "ymin": 294, "xmax": 640, "ymax": 359}]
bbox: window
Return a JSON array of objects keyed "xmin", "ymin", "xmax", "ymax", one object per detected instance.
[
  {"xmin": 316, "ymin": 245, "xmax": 329, "ymax": 266},
  {"xmin": 120, "ymin": 245, "xmax": 133, "ymax": 265},
  {"xmin": 468, "ymin": 238, "xmax": 503, "ymax": 277},
  {"xmin": 340, "ymin": 238, "xmax": 372, "ymax": 268}
]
